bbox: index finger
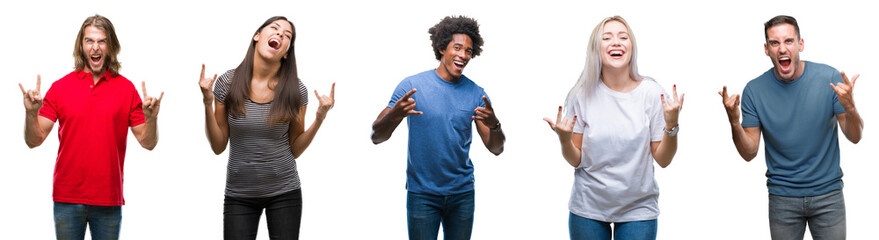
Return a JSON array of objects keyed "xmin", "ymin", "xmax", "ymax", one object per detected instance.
[
  {"xmin": 201, "ymin": 64, "xmax": 206, "ymax": 80},
  {"xmin": 482, "ymin": 95, "xmax": 492, "ymax": 109},
  {"xmin": 19, "ymin": 83, "xmax": 26, "ymax": 94},
  {"xmin": 141, "ymin": 81, "xmax": 148, "ymax": 98},
  {"xmin": 37, "ymin": 74, "xmax": 41, "ymax": 92},
  {"xmin": 721, "ymin": 85, "xmax": 728, "ymax": 98},
  {"xmin": 401, "ymin": 88, "xmax": 417, "ymax": 101},
  {"xmin": 556, "ymin": 105, "xmax": 563, "ymax": 122}
]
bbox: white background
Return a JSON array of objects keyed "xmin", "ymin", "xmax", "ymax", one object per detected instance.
[{"xmin": 1, "ymin": 0, "xmax": 876, "ymax": 239}]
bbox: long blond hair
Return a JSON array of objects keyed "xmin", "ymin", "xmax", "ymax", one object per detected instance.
[{"xmin": 565, "ymin": 16, "xmax": 643, "ymax": 112}]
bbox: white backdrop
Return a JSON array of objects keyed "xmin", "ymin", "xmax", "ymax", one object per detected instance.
[{"xmin": 1, "ymin": 0, "xmax": 875, "ymax": 239}]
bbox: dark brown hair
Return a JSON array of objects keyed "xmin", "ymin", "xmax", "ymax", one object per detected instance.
[
  {"xmin": 429, "ymin": 16, "xmax": 483, "ymax": 60},
  {"xmin": 73, "ymin": 14, "xmax": 121, "ymax": 76},
  {"xmin": 226, "ymin": 16, "xmax": 302, "ymax": 125},
  {"xmin": 764, "ymin": 15, "xmax": 801, "ymax": 41}
]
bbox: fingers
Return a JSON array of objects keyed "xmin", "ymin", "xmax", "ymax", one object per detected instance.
[
  {"xmin": 314, "ymin": 89, "xmax": 320, "ymax": 99},
  {"xmin": 851, "ymin": 74, "xmax": 859, "ymax": 86},
  {"xmin": 157, "ymin": 91, "xmax": 164, "ymax": 102},
  {"xmin": 543, "ymin": 117, "xmax": 555, "ymax": 129},
  {"xmin": 200, "ymin": 64, "xmax": 206, "ymax": 81},
  {"xmin": 401, "ymin": 88, "xmax": 417, "ymax": 101},
  {"xmin": 482, "ymin": 95, "xmax": 492, "ymax": 109},
  {"xmin": 556, "ymin": 105, "xmax": 563, "ymax": 123},
  {"xmin": 36, "ymin": 74, "xmax": 42, "ymax": 92},
  {"xmin": 720, "ymin": 85, "xmax": 728, "ymax": 98},
  {"xmin": 660, "ymin": 94, "xmax": 667, "ymax": 106},
  {"xmin": 19, "ymin": 83, "xmax": 26, "ymax": 95},
  {"xmin": 141, "ymin": 81, "xmax": 148, "ymax": 98},
  {"xmin": 673, "ymin": 84, "xmax": 679, "ymax": 101},
  {"xmin": 330, "ymin": 82, "xmax": 335, "ymax": 100},
  {"xmin": 679, "ymin": 93, "xmax": 685, "ymax": 108},
  {"xmin": 408, "ymin": 110, "xmax": 424, "ymax": 115},
  {"xmin": 735, "ymin": 94, "xmax": 740, "ymax": 106}
]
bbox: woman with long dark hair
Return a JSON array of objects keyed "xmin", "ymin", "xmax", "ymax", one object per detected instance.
[{"xmin": 198, "ymin": 16, "xmax": 334, "ymax": 239}]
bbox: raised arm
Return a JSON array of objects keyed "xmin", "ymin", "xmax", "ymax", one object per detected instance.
[
  {"xmin": 650, "ymin": 85, "xmax": 684, "ymax": 168},
  {"xmin": 19, "ymin": 75, "xmax": 55, "ymax": 148},
  {"xmin": 371, "ymin": 88, "xmax": 423, "ymax": 144},
  {"xmin": 474, "ymin": 96, "xmax": 505, "ymax": 155},
  {"xmin": 131, "ymin": 81, "xmax": 163, "ymax": 150},
  {"xmin": 290, "ymin": 83, "xmax": 335, "ymax": 158},
  {"xmin": 720, "ymin": 86, "xmax": 761, "ymax": 161},
  {"xmin": 199, "ymin": 64, "xmax": 230, "ymax": 155},
  {"xmin": 544, "ymin": 106, "xmax": 582, "ymax": 167},
  {"xmin": 831, "ymin": 72, "xmax": 863, "ymax": 144}
]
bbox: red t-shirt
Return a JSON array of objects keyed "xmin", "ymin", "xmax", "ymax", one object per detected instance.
[{"xmin": 39, "ymin": 70, "xmax": 145, "ymax": 206}]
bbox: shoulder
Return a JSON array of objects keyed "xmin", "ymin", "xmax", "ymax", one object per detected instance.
[
  {"xmin": 638, "ymin": 76, "xmax": 664, "ymax": 94},
  {"xmin": 804, "ymin": 61, "xmax": 841, "ymax": 81},
  {"xmin": 217, "ymin": 69, "xmax": 236, "ymax": 86},
  {"xmin": 744, "ymin": 69, "xmax": 775, "ymax": 90}
]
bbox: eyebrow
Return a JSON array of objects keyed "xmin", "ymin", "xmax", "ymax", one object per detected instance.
[
  {"xmin": 603, "ymin": 31, "xmax": 628, "ymax": 35},
  {"xmin": 273, "ymin": 22, "xmax": 294, "ymax": 35}
]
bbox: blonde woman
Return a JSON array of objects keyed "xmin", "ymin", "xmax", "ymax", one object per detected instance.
[{"xmin": 544, "ymin": 16, "xmax": 683, "ymax": 240}]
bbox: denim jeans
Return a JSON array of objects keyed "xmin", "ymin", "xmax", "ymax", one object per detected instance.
[
  {"xmin": 769, "ymin": 189, "xmax": 846, "ymax": 240},
  {"xmin": 568, "ymin": 213, "xmax": 657, "ymax": 240},
  {"xmin": 54, "ymin": 202, "xmax": 122, "ymax": 240},
  {"xmin": 224, "ymin": 189, "xmax": 303, "ymax": 240},
  {"xmin": 407, "ymin": 190, "xmax": 475, "ymax": 240}
]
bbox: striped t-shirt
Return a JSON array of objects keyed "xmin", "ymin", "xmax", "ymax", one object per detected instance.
[{"xmin": 214, "ymin": 69, "xmax": 308, "ymax": 198}]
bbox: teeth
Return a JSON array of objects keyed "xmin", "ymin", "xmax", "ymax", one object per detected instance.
[
  {"xmin": 779, "ymin": 57, "xmax": 790, "ymax": 61},
  {"xmin": 454, "ymin": 61, "xmax": 464, "ymax": 65}
]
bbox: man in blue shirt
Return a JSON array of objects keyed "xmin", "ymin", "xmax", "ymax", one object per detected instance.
[
  {"xmin": 371, "ymin": 16, "xmax": 505, "ymax": 240},
  {"xmin": 719, "ymin": 15, "xmax": 863, "ymax": 240}
]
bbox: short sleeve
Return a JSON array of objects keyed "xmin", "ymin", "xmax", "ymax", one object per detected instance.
[
  {"xmin": 129, "ymin": 85, "xmax": 145, "ymax": 127},
  {"xmin": 39, "ymin": 84, "xmax": 59, "ymax": 122},
  {"xmin": 387, "ymin": 79, "xmax": 413, "ymax": 109},
  {"xmin": 741, "ymin": 86, "xmax": 760, "ymax": 128},
  {"xmin": 569, "ymin": 94, "xmax": 585, "ymax": 134},
  {"xmin": 298, "ymin": 80, "xmax": 308, "ymax": 106},
  {"xmin": 830, "ymin": 71, "xmax": 846, "ymax": 114},
  {"xmin": 214, "ymin": 69, "xmax": 235, "ymax": 104}
]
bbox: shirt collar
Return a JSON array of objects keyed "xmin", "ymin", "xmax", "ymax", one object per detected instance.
[{"xmin": 76, "ymin": 69, "xmax": 115, "ymax": 83}]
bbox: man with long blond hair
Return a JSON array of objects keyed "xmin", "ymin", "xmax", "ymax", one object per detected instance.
[{"xmin": 18, "ymin": 14, "xmax": 163, "ymax": 239}]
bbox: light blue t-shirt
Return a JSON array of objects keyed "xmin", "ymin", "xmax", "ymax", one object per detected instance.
[
  {"xmin": 741, "ymin": 61, "xmax": 846, "ymax": 197},
  {"xmin": 387, "ymin": 70, "xmax": 487, "ymax": 195}
]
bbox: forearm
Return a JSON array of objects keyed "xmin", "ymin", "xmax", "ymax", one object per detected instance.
[
  {"xmin": 843, "ymin": 108, "xmax": 863, "ymax": 143},
  {"xmin": 558, "ymin": 136, "xmax": 581, "ymax": 168},
  {"xmin": 24, "ymin": 112, "xmax": 46, "ymax": 148},
  {"xmin": 485, "ymin": 128, "xmax": 505, "ymax": 155},
  {"xmin": 371, "ymin": 112, "xmax": 403, "ymax": 144},
  {"xmin": 291, "ymin": 116, "xmax": 324, "ymax": 158},
  {"xmin": 730, "ymin": 122, "xmax": 759, "ymax": 161},
  {"xmin": 652, "ymin": 134, "xmax": 677, "ymax": 168},
  {"xmin": 203, "ymin": 102, "xmax": 227, "ymax": 154},
  {"xmin": 138, "ymin": 118, "xmax": 159, "ymax": 150}
]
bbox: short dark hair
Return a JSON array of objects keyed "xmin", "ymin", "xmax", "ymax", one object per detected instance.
[
  {"xmin": 428, "ymin": 16, "xmax": 483, "ymax": 60},
  {"xmin": 764, "ymin": 15, "xmax": 800, "ymax": 41}
]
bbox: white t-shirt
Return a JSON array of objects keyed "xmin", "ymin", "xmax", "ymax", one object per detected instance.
[{"xmin": 568, "ymin": 77, "xmax": 666, "ymax": 222}]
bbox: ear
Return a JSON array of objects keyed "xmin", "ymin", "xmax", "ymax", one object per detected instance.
[
  {"xmin": 798, "ymin": 38, "xmax": 805, "ymax": 52},
  {"xmin": 764, "ymin": 43, "xmax": 769, "ymax": 56},
  {"xmin": 253, "ymin": 33, "xmax": 260, "ymax": 42}
]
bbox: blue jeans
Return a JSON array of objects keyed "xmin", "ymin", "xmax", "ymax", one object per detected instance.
[
  {"xmin": 54, "ymin": 202, "xmax": 122, "ymax": 240},
  {"xmin": 769, "ymin": 190, "xmax": 846, "ymax": 240},
  {"xmin": 224, "ymin": 189, "xmax": 303, "ymax": 240},
  {"xmin": 569, "ymin": 213, "xmax": 657, "ymax": 240},
  {"xmin": 407, "ymin": 190, "xmax": 475, "ymax": 240}
]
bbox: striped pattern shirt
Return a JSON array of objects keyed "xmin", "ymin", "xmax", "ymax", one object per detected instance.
[{"xmin": 214, "ymin": 69, "xmax": 308, "ymax": 198}]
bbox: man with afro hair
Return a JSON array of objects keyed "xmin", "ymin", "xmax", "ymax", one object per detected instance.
[{"xmin": 371, "ymin": 16, "xmax": 505, "ymax": 240}]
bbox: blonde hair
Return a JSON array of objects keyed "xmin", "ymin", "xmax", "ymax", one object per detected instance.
[{"xmin": 565, "ymin": 16, "xmax": 644, "ymax": 112}]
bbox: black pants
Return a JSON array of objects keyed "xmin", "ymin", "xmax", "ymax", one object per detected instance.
[{"xmin": 224, "ymin": 189, "xmax": 302, "ymax": 240}]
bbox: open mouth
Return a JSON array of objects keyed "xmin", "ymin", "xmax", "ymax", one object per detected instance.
[
  {"xmin": 608, "ymin": 50, "xmax": 624, "ymax": 58},
  {"xmin": 453, "ymin": 60, "xmax": 466, "ymax": 70},
  {"xmin": 90, "ymin": 54, "xmax": 102, "ymax": 64},
  {"xmin": 778, "ymin": 56, "xmax": 791, "ymax": 68},
  {"xmin": 268, "ymin": 38, "xmax": 281, "ymax": 50}
]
